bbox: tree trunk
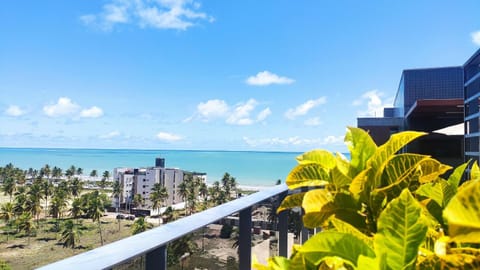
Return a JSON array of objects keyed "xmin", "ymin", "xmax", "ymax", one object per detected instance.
[{"xmin": 98, "ymin": 221, "xmax": 104, "ymax": 245}]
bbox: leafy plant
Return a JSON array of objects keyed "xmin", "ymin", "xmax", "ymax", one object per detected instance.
[{"xmin": 255, "ymin": 127, "xmax": 480, "ymax": 269}]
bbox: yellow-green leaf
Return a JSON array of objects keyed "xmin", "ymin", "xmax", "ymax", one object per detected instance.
[
  {"xmin": 368, "ymin": 131, "xmax": 427, "ymax": 187},
  {"xmin": 345, "ymin": 127, "xmax": 377, "ymax": 176},
  {"xmin": 416, "ymin": 179, "xmax": 456, "ymax": 208},
  {"xmin": 379, "ymin": 153, "xmax": 427, "ymax": 189},
  {"xmin": 417, "ymin": 158, "xmax": 452, "ymax": 184},
  {"xmin": 349, "ymin": 168, "xmax": 371, "ymax": 195},
  {"xmin": 331, "ymin": 166, "xmax": 352, "ymax": 189},
  {"xmin": 253, "ymin": 256, "xmax": 291, "ymax": 270},
  {"xmin": 296, "ymin": 150, "xmax": 336, "ymax": 169},
  {"xmin": 447, "ymin": 161, "xmax": 469, "ymax": 192},
  {"xmin": 277, "ymin": 192, "xmax": 306, "ymax": 213},
  {"xmin": 470, "ymin": 161, "xmax": 480, "ymax": 181},
  {"xmin": 286, "ymin": 164, "xmax": 330, "ymax": 190},
  {"xmin": 301, "ymin": 189, "xmax": 333, "ymax": 228},
  {"xmin": 443, "ymin": 180, "xmax": 480, "ymax": 243},
  {"xmin": 331, "ymin": 218, "xmax": 373, "ymax": 247},
  {"xmin": 416, "ymin": 253, "xmax": 480, "ymax": 269},
  {"xmin": 302, "ymin": 190, "xmax": 365, "ymax": 229},
  {"xmin": 374, "ymin": 189, "xmax": 428, "ymax": 270},
  {"xmin": 298, "ymin": 231, "xmax": 376, "ymax": 267}
]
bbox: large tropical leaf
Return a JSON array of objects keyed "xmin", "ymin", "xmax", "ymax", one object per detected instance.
[
  {"xmin": 252, "ymin": 256, "xmax": 291, "ymax": 270},
  {"xmin": 296, "ymin": 150, "xmax": 336, "ymax": 169},
  {"xmin": 302, "ymin": 190, "xmax": 365, "ymax": 229},
  {"xmin": 297, "ymin": 231, "xmax": 376, "ymax": 267},
  {"xmin": 469, "ymin": 161, "xmax": 480, "ymax": 181},
  {"xmin": 378, "ymin": 154, "xmax": 426, "ymax": 189},
  {"xmin": 443, "ymin": 180, "xmax": 480, "ymax": 243},
  {"xmin": 277, "ymin": 192, "xmax": 306, "ymax": 213},
  {"xmin": 331, "ymin": 218, "xmax": 373, "ymax": 247},
  {"xmin": 447, "ymin": 161, "xmax": 469, "ymax": 192},
  {"xmin": 331, "ymin": 166, "xmax": 352, "ymax": 189},
  {"xmin": 349, "ymin": 168, "xmax": 372, "ymax": 195},
  {"xmin": 345, "ymin": 127, "xmax": 377, "ymax": 176},
  {"xmin": 416, "ymin": 253, "xmax": 480, "ymax": 270},
  {"xmin": 374, "ymin": 189, "xmax": 428, "ymax": 270},
  {"xmin": 357, "ymin": 255, "xmax": 380, "ymax": 270},
  {"xmin": 417, "ymin": 158, "xmax": 452, "ymax": 184},
  {"xmin": 416, "ymin": 179, "xmax": 456, "ymax": 208},
  {"xmin": 301, "ymin": 189, "xmax": 333, "ymax": 228},
  {"xmin": 368, "ymin": 131, "xmax": 426, "ymax": 187},
  {"xmin": 286, "ymin": 164, "xmax": 330, "ymax": 190}
]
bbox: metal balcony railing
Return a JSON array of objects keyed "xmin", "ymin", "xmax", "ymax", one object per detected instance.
[{"xmin": 37, "ymin": 184, "xmax": 290, "ymax": 270}]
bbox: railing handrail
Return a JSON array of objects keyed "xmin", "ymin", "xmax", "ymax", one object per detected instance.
[{"xmin": 37, "ymin": 184, "xmax": 288, "ymax": 270}]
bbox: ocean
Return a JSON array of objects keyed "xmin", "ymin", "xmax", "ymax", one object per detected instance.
[{"xmin": 0, "ymin": 148, "xmax": 303, "ymax": 187}]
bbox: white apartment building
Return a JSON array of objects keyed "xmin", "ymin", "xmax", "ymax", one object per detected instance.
[{"xmin": 113, "ymin": 158, "xmax": 206, "ymax": 210}]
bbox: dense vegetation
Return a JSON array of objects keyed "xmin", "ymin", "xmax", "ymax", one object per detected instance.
[
  {"xmin": 0, "ymin": 162, "xmax": 241, "ymax": 268},
  {"xmin": 256, "ymin": 127, "xmax": 480, "ymax": 269}
]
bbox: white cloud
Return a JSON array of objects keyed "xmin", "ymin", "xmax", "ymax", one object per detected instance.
[
  {"xmin": 285, "ymin": 97, "xmax": 327, "ymax": 120},
  {"xmin": 304, "ymin": 117, "xmax": 322, "ymax": 126},
  {"xmin": 243, "ymin": 135, "xmax": 344, "ymax": 147},
  {"xmin": 226, "ymin": 99, "xmax": 258, "ymax": 125},
  {"xmin": 80, "ymin": 106, "xmax": 104, "ymax": 118},
  {"xmin": 197, "ymin": 99, "xmax": 229, "ymax": 120},
  {"xmin": 5, "ymin": 105, "xmax": 26, "ymax": 117},
  {"xmin": 157, "ymin": 131, "xmax": 183, "ymax": 142},
  {"xmin": 472, "ymin": 31, "xmax": 480, "ymax": 46},
  {"xmin": 81, "ymin": 0, "xmax": 214, "ymax": 31},
  {"xmin": 246, "ymin": 71, "xmax": 295, "ymax": 86},
  {"xmin": 353, "ymin": 90, "xmax": 392, "ymax": 117},
  {"xmin": 99, "ymin": 131, "xmax": 121, "ymax": 139},
  {"xmin": 43, "ymin": 97, "xmax": 80, "ymax": 117},
  {"xmin": 191, "ymin": 98, "xmax": 271, "ymax": 125},
  {"xmin": 257, "ymin": 108, "xmax": 271, "ymax": 122},
  {"xmin": 43, "ymin": 97, "xmax": 104, "ymax": 119}
]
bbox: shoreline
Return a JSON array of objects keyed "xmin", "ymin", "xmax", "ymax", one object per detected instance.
[{"xmin": 39, "ymin": 175, "xmax": 277, "ymax": 192}]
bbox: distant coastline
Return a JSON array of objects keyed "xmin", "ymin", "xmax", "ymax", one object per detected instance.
[{"xmin": 0, "ymin": 147, "xmax": 303, "ymax": 187}]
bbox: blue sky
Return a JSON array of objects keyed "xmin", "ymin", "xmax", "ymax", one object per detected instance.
[{"xmin": 1, "ymin": 1, "xmax": 479, "ymax": 152}]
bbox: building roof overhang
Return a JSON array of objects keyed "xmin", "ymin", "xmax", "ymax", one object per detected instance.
[{"xmin": 405, "ymin": 99, "xmax": 464, "ymax": 120}]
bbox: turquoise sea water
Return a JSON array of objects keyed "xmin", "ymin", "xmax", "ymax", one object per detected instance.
[{"xmin": 0, "ymin": 148, "xmax": 303, "ymax": 187}]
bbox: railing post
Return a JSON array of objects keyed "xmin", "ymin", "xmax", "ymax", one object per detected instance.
[
  {"xmin": 239, "ymin": 207, "xmax": 252, "ymax": 270},
  {"xmin": 300, "ymin": 208, "xmax": 309, "ymax": 244},
  {"xmin": 278, "ymin": 190, "xmax": 288, "ymax": 257},
  {"xmin": 146, "ymin": 245, "xmax": 167, "ymax": 270}
]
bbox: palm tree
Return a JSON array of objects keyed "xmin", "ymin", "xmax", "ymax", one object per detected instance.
[
  {"xmin": 41, "ymin": 179, "xmax": 53, "ymax": 219},
  {"xmin": 41, "ymin": 164, "xmax": 51, "ymax": 180},
  {"xmin": 132, "ymin": 217, "xmax": 150, "ymax": 235},
  {"xmin": 59, "ymin": 219, "xmax": 81, "ymax": 248},
  {"xmin": 100, "ymin": 171, "xmax": 110, "ymax": 189},
  {"xmin": 65, "ymin": 165, "xmax": 76, "ymax": 179},
  {"xmin": 133, "ymin": 194, "xmax": 143, "ymax": 209},
  {"xmin": 51, "ymin": 166, "xmax": 62, "ymax": 181},
  {"xmin": 2, "ymin": 178, "xmax": 16, "ymax": 202},
  {"xmin": 162, "ymin": 206, "xmax": 175, "ymax": 223},
  {"xmin": 17, "ymin": 212, "xmax": 36, "ymax": 245},
  {"xmin": 90, "ymin": 169, "xmax": 98, "ymax": 178},
  {"xmin": 26, "ymin": 183, "xmax": 43, "ymax": 223},
  {"xmin": 178, "ymin": 181, "xmax": 188, "ymax": 215},
  {"xmin": 88, "ymin": 191, "xmax": 105, "ymax": 245},
  {"xmin": 150, "ymin": 183, "xmax": 168, "ymax": 224},
  {"xmin": 76, "ymin": 167, "xmax": 83, "ymax": 176},
  {"xmin": 69, "ymin": 177, "xmax": 83, "ymax": 198},
  {"xmin": 199, "ymin": 182, "xmax": 208, "ymax": 203},
  {"xmin": 0, "ymin": 202, "xmax": 14, "ymax": 241},
  {"xmin": 112, "ymin": 181, "xmax": 122, "ymax": 212},
  {"xmin": 70, "ymin": 198, "xmax": 83, "ymax": 224}
]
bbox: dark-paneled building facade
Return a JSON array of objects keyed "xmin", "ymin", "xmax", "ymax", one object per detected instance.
[
  {"xmin": 358, "ymin": 66, "xmax": 465, "ymax": 167},
  {"xmin": 464, "ymin": 49, "xmax": 480, "ymax": 163}
]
